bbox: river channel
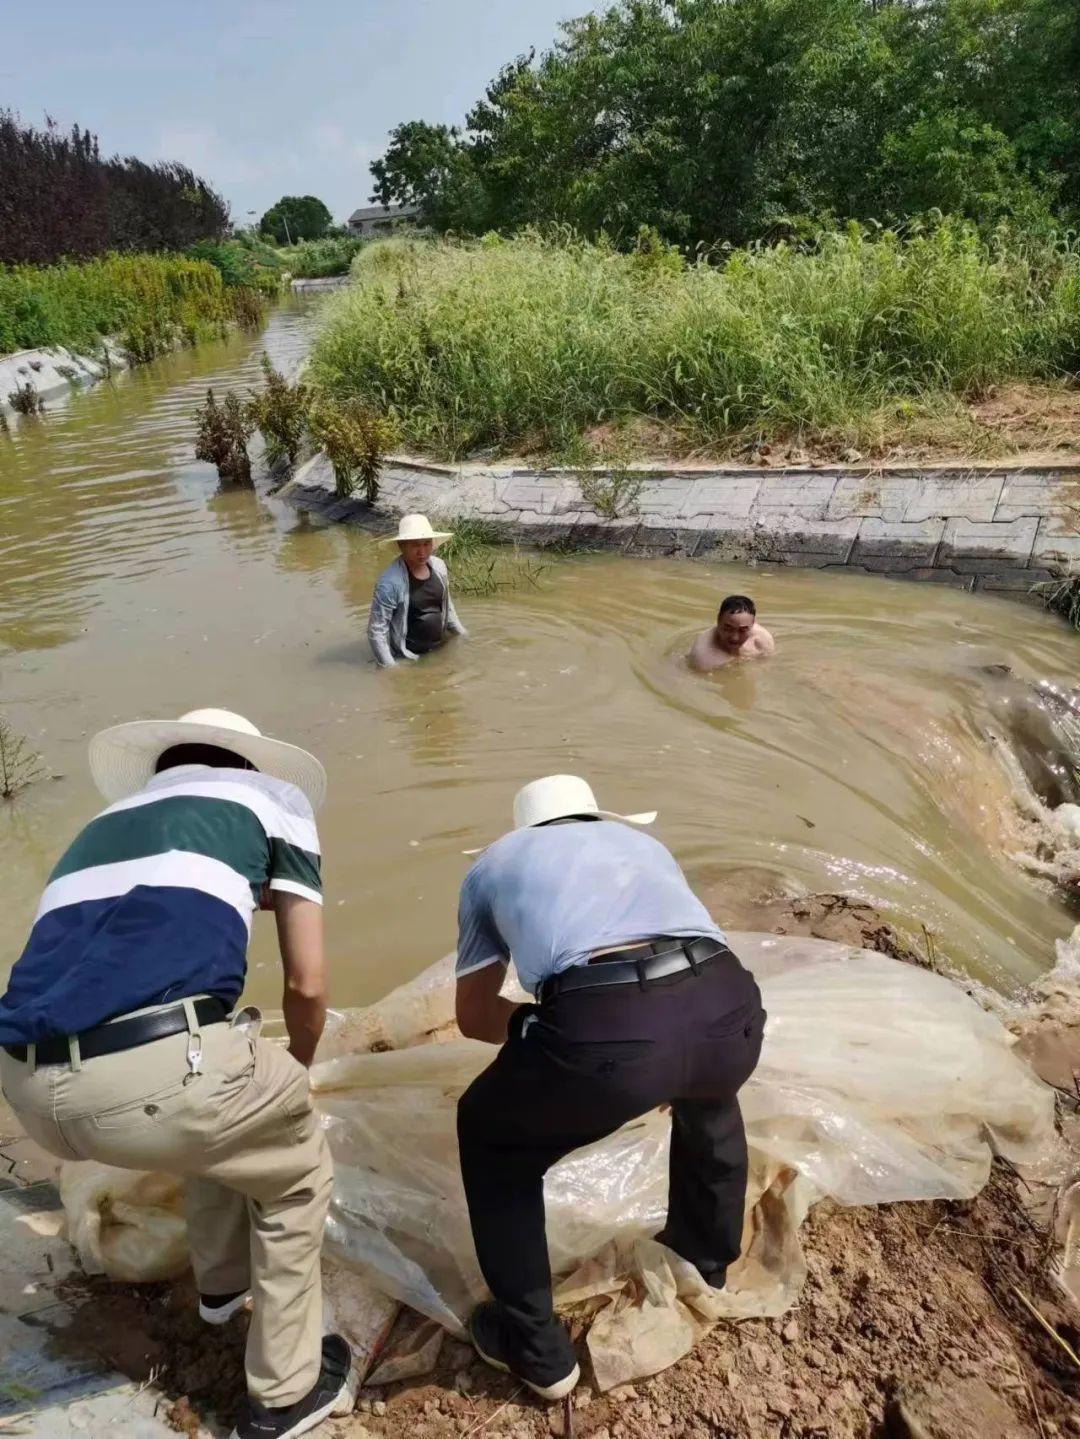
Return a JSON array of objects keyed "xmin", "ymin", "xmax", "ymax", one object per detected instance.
[{"xmin": 1, "ymin": 296, "xmax": 1077, "ymax": 1014}]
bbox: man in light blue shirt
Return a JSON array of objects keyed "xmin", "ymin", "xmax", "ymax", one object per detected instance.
[{"xmin": 455, "ymin": 775, "xmax": 765, "ymax": 1403}]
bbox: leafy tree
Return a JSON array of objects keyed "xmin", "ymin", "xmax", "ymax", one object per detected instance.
[
  {"xmin": 259, "ymin": 195, "xmax": 333, "ymax": 245},
  {"xmin": 369, "ymin": 0, "xmax": 1078, "ymax": 247},
  {"xmin": 370, "ymin": 120, "xmax": 489, "ymax": 230},
  {"xmin": 0, "ymin": 112, "xmax": 228, "ymax": 265}
]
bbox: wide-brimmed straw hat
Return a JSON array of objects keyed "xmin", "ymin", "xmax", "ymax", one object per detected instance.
[
  {"xmin": 380, "ymin": 514, "xmax": 453, "ymax": 546},
  {"xmin": 89, "ymin": 708, "xmax": 328, "ymax": 811},
  {"xmin": 514, "ymin": 775, "xmax": 657, "ymax": 829}
]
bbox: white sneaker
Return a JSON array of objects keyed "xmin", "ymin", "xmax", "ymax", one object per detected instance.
[{"xmin": 199, "ymin": 1289, "xmax": 252, "ymax": 1325}]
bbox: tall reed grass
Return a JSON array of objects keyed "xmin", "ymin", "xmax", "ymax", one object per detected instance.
[
  {"xmin": 307, "ymin": 226, "xmax": 1080, "ymax": 458},
  {"xmin": 0, "ymin": 253, "xmax": 261, "ymax": 361}
]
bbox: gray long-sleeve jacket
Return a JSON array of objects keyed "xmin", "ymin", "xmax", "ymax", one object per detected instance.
[{"xmin": 366, "ymin": 554, "xmax": 467, "ymax": 667}]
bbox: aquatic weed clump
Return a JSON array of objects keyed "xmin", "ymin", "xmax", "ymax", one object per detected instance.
[
  {"xmin": 247, "ymin": 354, "xmax": 309, "ymax": 469},
  {"xmin": 0, "ymin": 717, "xmax": 46, "ymax": 799},
  {"xmin": 195, "ymin": 388, "xmax": 254, "ymax": 484}
]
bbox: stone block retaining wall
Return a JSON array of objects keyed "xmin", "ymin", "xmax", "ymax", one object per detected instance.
[{"xmin": 284, "ymin": 455, "xmax": 1079, "ymax": 597}]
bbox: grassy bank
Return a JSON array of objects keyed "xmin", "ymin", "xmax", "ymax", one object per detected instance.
[
  {"xmin": 0, "ymin": 253, "xmax": 264, "ymax": 362},
  {"xmin": 307, "ymin": 227, "xmax": 1080, "ymax": 460}
]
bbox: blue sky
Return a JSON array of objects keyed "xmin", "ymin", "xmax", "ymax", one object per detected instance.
[{"xmin": 3, "ymin": 0, "xmax": 579, "ymax": 224}]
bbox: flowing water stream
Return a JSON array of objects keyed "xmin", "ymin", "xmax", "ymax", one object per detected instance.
[{"xmin": 1, "ymin": 297, "xmax": 1077, "ymax": 1016}]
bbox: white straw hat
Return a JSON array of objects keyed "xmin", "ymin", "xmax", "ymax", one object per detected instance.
[
  {"xmin": 513, "ymin": 775, "xmax": 657, "ymax": 829},
  {"xmin": 380, "ymin": 513, "xmax": 453, "ymax": 546},
  {"xmin": 89, "ymin": 708, "xmax": 328, "ymax": 811}
]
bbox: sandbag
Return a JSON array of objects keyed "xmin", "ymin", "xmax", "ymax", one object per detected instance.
[
  {"xmin": 55, "ymin": 934, "xmax": 1062, "ymax": 1390},
  {"xmin": 59, "ymin": 1163, "xmax": 188, "ymax": 1282}
]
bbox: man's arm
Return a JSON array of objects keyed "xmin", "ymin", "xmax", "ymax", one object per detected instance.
[
  {"xmin": 455, "ymin": 961, "xmax": 520, "ymax": 1044},
  {"xmin": 688, "ymin": 630, "xmax": 718, "ymax": 672},
  {"xmin": 367, "ymin": 578, "xmax": 403, "ymax": 667},
  {"xmin": 755, "ymin": 625, "xmax": 776, "ymax": 655},
  {"xmin": 274, "ymin": 892, "xmax": 327, "ymax": 1066}
]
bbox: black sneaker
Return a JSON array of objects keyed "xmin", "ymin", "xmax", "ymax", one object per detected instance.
[
  {"xmin": 230, "ymin": 1334, "xmax": 356, "ymax": 1439},
  {"xmin": 468, "ymin": 1301, "xmax": 579, "ymax": 1402},
  {"xmin": 199, "ymin": 1289, "xmax": 252, "ymax": 1325}
]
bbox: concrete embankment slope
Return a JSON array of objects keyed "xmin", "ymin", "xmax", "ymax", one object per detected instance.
[
  {"xmin": 284, "ymin": 454, "xmax": 1079, "ymax": 595},
  {"xmin": 0, "ymin": 343, "xmax": 130, "ymax": 414}
]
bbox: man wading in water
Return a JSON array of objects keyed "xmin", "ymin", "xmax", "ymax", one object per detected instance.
[
  {"xmin": 454, "ymin": 775, "xmax": 766, "ymax": 1400},
  {"xmin": 0, "ymin": 709, "xmax": 354, "ymax": 1439},
  {"xmin": 367, "ymin": 513, "xmax": 468, "ymax": 666},
  {"xmin": 689, "ymin": 594, "xmax": 775, "ymax": 672}
]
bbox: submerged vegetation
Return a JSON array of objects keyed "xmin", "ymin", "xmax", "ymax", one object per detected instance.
[
  {"xmin": 0, "ymin": 718, "xmax": 46, "ymax": 800},
  {"xmin": 0, "ymin": 253, "xmax": 264, "ymax": 361},
  {"xmin": 437, "ymin": 516, "xmax": 547, "ymax": 596},
  {"xmin": 1039, "ymin": 574, "xmax": 1080, "ymax": 632},
  {"xmin": 307, "ymin": 226, "xmax": 1080, "ymax": 460}
]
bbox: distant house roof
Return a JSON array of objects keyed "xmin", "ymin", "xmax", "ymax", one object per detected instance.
[{"xmin": 347, "ymin": 202, "xmax": 421, "ymax": 225}]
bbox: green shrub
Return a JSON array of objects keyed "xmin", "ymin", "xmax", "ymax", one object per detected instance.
[
  {"xmin": 307, "ymin": 225, "xmax": 1080, "ymax": 458},
  {"xmin": 308, "ymin": 399, "xmax": 398, "ymax": 501},
  {"xmin": 189, "ymin": 234, "xmax": 285, "ymax": 297},
  {"xmin": 0, "ymin": 253, "xmax": 235, "ymax": 358},
  {"xmin": 279, "ymin": 235, "xmax": 366, "ymax": 278}
]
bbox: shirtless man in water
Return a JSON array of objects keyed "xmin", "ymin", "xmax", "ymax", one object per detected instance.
[{"xmin": 689, "ymin": 595, "xmax": 775, "ymax": 672}]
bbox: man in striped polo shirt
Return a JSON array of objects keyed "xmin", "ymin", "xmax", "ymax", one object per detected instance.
[{"xmin": 0, "ymin": 709, "xmax": 354, "ymax": 1439}]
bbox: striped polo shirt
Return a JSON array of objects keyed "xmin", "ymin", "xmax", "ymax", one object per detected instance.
[{"xmin": 0, "ymin": 766, "xmax": 321, "ymax": 1046}]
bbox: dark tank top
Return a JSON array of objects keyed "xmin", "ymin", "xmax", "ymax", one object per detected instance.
[{"xmin": 406, "ymin": 568, "xmax": 445, "ymax": 653}]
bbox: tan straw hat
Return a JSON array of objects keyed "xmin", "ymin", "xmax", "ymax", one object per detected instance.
[
  {"xmin": 513, "ymin": 775, "xmax": 656, "ymax": 828},
  {"xmin": 89, "ymin": 708, "xmax": 327, "ymax": 811},
  {"xmin": 380, "ymin": 513, "xmax": 453, "ymax": 546}
]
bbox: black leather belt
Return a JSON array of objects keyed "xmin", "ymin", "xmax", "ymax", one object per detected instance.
[
  {"xmin": 3, "ymin": 996, "xmax": 229, "ymax": 1065},
  {"xmin": 538, "ymin": 937, "xmax": 732, "ymax": 1004}
]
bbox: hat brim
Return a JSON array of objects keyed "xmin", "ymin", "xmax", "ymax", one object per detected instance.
[
  {"xmin": 463, "ymin": 808, "xmax": 657, "ymax": 855},
  {"xmin": 89, "ymin": 720, "xmax": 328, "ymax": 812},
  {"xmin": 379, "ymin": 531, "xmax": 453, "ymax": 546}
]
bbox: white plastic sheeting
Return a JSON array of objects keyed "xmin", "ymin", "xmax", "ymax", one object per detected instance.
[
  {"xmin": 314, "ymin": 934, "xmax": 1059, "ymax": 1385},
  {"xmin": 55, "ymin": 934, "xmax": 1060, "ymax": 1389}
]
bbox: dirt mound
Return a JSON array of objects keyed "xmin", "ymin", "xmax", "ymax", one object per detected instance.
[
  {"xmin": 351, "ymin": 1166, "xmax": 1077, "ymax": 1439},
  {"xmin": 54, "ymin": 1272, "xmax": 247, "ymax": 1433}
]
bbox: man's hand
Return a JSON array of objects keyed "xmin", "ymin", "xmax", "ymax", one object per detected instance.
[
  {"xmin": 273, "ymin": 892, "xmax": 327, "ymax": 1067},
  {"xmin": 456, "ymin": 963, "xmax": 519, "ymax": 1045}
]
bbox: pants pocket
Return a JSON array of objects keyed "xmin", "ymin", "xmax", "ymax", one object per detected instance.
[
  {"xmin": 545, "ymin": 1036, "xmax": 655, "ymax": 1079},
  {"xmin": 254, "ymin": 1040, "xmax": 314, "ymax": 1145},
  {"xmin": 90, "ymin": 1077, "xmax": 193, "ymax": 1132}
]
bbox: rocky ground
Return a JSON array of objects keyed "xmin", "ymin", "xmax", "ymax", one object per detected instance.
[{"xmin": 45, "ymin": 893, "xmax": 1080, "ymax": 1439}]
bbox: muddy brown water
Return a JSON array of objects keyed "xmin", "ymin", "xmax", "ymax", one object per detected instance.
[{"xmin": 1, "ymin": 297, "xmax": 1077, "ymax": 1024}]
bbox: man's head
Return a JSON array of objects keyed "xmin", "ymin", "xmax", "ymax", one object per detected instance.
[
  {"xmin": 398, "ymin": 537, "xmax": 434, "ymax": 571},
  {"xmin": 715, "ymin": 595, "xmax": 757, "ymax": 653}
]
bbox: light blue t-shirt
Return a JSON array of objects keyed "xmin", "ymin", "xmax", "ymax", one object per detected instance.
[{"xmin": 455, "ymin": 820, "xmax": 727, "ymax": 997}]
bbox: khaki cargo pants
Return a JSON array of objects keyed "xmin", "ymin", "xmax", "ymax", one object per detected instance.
[{"xmin": 0, "ymin": 1005, "xmax": 332, "ymax": 1407}]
